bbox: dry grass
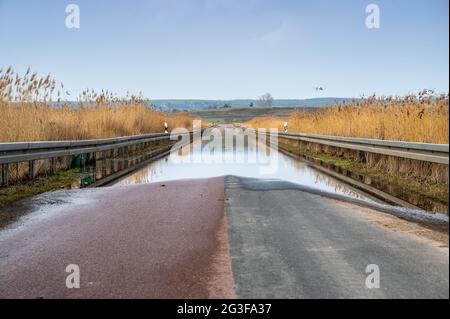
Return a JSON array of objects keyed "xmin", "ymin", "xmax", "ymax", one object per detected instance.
[
  {"xmin": 0, "ymin": 67, "xmax": 193, "ymax": 142},
  {"xmin": 246, "ymin": 94, "xmax": 449, "ymax": 186},
  {"xmin": 0, "ymin": 103, "xmax": 193, "ymax": 142},
  {"xmin": 246, "ymin": 94, "xmax": 449, "ymax": 144}
]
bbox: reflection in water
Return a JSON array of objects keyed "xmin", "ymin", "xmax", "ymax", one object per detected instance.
[{"xmin": 114, "ymin": 127, "xmax": 372, "ymax": 201}]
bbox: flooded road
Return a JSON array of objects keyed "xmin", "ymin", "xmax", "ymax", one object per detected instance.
[
  {"xmin": 114, "ymin": 127, "xmax": 374, "ymax": 202},
  {"xmin": 1, "ymin": 127, "xmax": 447, "ymax": 299}
]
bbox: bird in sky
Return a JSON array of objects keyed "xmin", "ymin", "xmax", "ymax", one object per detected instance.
[{"xmin": 314, "ymin": 86, "xmax": 324, "ymax": 91}]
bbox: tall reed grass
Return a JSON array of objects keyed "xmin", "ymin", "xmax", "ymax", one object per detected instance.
[
  {"xmin": 246, "ymin": 94, "xmax": 449, "ymax": 144},
  {"xmin": 246, "ymin": 94, "xmax": 449, "ymax": 186},
  {"xmin": 0, "ymin": 67, "xmax": 193, "ymax": 142}
]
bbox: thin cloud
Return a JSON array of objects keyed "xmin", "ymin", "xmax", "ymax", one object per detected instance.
[{"xmin": 258, "ymin": 20, "xmax": 294, "ymax": 46}]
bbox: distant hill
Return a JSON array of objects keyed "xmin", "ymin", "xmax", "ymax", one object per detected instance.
[
  {"xmin": 149, "ymin": 98, "xmax": 357, "ymax": 111},
  {"xmin": 192, "ymin": 106, "xmax": 321, "ymax": 124}
]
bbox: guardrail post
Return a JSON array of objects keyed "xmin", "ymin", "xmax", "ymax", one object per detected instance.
[
  {"xmin": 50, "ymin": 158, "xmax": 56, "ymax": 174},
  {"xmin": 80, "ymin": 154, "xmax": 84, "ymax": 173},
  {"xmin": 1, "ymin": 164, "xmax": 9, "ymax": 186},
  {"xmin": 92, "ymin": 152, "xmax": 97, "ymax": 182},
  {"xmin": 102, "ymin": 152, "xmax": 107, "ymax": 178},
  {"xmin": 124, "ymin": 146, "xmax": 129, "ymax": 169},
  {"xmin": 28, "ymin": 160, "xmax": 35, "ymax": 180}
]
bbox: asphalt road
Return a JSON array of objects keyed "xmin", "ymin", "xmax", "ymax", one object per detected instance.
[
  {"xmin": 224, "ymin": 176, "xmax": 448, "ymax": 299},
  {"xmin": 0, "ymin": 176, "xmax": 448, "ymax": 298},
  {"xmin": 0, "ymin": 178, "xmax": 235, "ymax": 298}
]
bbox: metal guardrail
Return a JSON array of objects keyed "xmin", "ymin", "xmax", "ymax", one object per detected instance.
[
  {"xmin": 0, "ymin": 133, "xmax": 171, "ymax": 164},
  {"xmin": 270, "ymin": 132, "xmax": 449, "ymax": 165},
  {"xmin": 0, "ymin": 132, "xmax": 191, "ymax": 186},
  {"xmin": 1, "ymin": 129, "xmax": 448, "ymax": 187}
]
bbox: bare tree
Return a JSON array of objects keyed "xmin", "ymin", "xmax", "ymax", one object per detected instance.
[{"xmin": 258, "ymin": 93, "xmax": 274, "ymax": 107}]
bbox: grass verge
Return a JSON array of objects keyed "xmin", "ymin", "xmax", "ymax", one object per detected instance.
[{"xmin": 0, "ymin": 169, "xmax": 80, "ymax": 207}]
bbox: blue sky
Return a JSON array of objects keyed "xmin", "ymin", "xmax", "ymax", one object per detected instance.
[{"xmin": 0, "ymin": 0, "xmax": 448, "ymax": 99}]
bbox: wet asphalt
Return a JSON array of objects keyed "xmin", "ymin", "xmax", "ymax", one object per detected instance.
[
  {"xmin": 0, "ymin": 178, "xmax": 235, "ymax": 298},
  {"xmin": 224, "ymin": 176, "xmax": 449, "ymax": 299},
  {"xmin": 0, "ymin": 176, "xmax": 448, "ymax": 298}
]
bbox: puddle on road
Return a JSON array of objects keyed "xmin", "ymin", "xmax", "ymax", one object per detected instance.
[{"xmin": 113, "ymin": 127, "xmax": 375, "ymax": 202}]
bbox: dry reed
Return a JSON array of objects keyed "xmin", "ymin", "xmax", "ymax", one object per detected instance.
[
  {"xmin": 0, "ymin": 67, "xmax": 193, "ymax": 142},
  {"xmin": 246, "ymin": 94, "xmax": 449, "ymax": 144}
]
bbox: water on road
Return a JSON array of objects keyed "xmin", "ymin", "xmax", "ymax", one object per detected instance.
[{"xmin": 114, "ymin": 127, "xmax": 374, "ymax": 202}]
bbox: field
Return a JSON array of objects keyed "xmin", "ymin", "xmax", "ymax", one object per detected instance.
[
  {"xmin": 191, "ymin": 106, "xmax": 320, "ymax": 124},
  {"xmin": 245, "ymin": 94, "xmax": 449, "ymax": 144},
  {"xmin": 0, "ymin": 68, "xmax": 193, "ymax": 142}
]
